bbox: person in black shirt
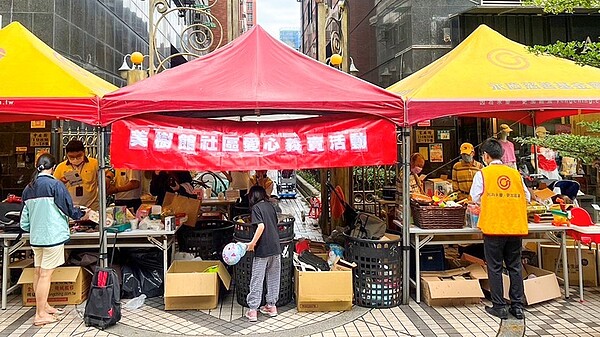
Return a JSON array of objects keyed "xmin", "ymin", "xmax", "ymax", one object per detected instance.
[{"xmin": 245, "ymin": 185, "xmax": 282, "ymax": 322}]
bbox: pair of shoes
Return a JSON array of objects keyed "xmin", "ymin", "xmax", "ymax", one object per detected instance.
[
  {"xmin": 509, "ymin": 307, "xmax": 524, "ymax": 319},
  {"xmin": 485, "ymin": 305, "xmax": 508, "ymax": 320},
  {"xmin": 246, "ymin": 309, "xmax": 258, "ymax": 322},
  {"xmin": 259, "ymin": 305, "xmax": 278, "ymax": 317}
]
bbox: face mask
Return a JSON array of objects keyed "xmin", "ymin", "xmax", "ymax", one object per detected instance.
[
  {"xmin": 461, "ymin": 154, "xmax": 473, "ymax": 163},
  {"xmin": 411, "ymin": 166, "xmax": 423, "ymax": 175},
  {"xmin": 69, "ymin": 157, "xmax": 84, "ymax": 166}
]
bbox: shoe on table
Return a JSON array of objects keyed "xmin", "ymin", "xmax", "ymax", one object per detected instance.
[
  {"xmin": 509, "ymin": 306, "xmax": 524, "ymax": 320},
  {"xmin": 259, "ymin": 304, "xmax": 278, "ymax": 317},
  {"xmin": 246, "ymin": 309, "xmax": 258, "ymax": 322},
  {"xmin": 485, "ymin": 305, "xmax": 508, "ymax": 320}
]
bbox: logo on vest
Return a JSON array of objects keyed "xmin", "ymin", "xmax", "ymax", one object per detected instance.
[{"xmin": 497, "ymin": 175, "xmax": 511, "ymax": 190}]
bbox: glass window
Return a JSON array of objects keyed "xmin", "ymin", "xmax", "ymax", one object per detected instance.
[{"xmin": 247, "ymin": 2, "xmax": 253, "ymax": 11}]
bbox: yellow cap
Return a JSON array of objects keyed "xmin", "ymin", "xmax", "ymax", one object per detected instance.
[
  {"xmin": 499, "ymin": 124, "xmax": 513, "ymax": 133},
  {"xmin": 460, "ymin": 142, "xmax": 474, "ymax": 155}
]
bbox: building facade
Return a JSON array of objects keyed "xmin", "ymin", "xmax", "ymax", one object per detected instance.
[{"xmin": 280, "ymin": 28, "xmax": 301, "ymax": 50}]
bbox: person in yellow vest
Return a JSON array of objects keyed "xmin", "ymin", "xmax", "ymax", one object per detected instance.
[{"xmin": 470, "ymin": 138, "xmax": 530, "ymax": 321}]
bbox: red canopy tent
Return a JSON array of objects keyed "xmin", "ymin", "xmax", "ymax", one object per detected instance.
[{"xmin": 101, "ymin": 25, "xmax": 404, "ymax": 171}]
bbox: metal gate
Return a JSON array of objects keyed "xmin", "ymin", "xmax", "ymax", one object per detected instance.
[
  {"xmin": 352, "ymin": 165, "xmax": 397, "ymax": 214},
  {"xmin": 60, "ymin": 121, "xmax": 98, "ymax": 159}
]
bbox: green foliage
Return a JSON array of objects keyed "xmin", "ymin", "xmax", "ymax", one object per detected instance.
[
  {"xmin": 516, "ymin": 121, "xmax": 600, "ymax": 164},
  {"xmin": 524, "ymin": 0, "xmax": 600, "ymax": 14},
  {"xmin": 528, "ymin": 41, "xmax": 600, "ymax": 68},
  {"xmin": 297, "ymin": 170, "xmax": 321, "ymax": 191}
]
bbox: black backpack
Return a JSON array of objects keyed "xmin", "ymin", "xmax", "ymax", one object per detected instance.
[{"xmin": 83, "ymin": 230, "xmax": 122, "ymax": 330}]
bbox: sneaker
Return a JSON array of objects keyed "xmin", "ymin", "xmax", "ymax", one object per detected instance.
[
  {"xmin": 246, "ymin": 309, "xmax": 258, "ymax": 322},
  {"xmin": 259, "ymin": 305, "xmax": 278, "ymax": 317},
  {"xmin": 509, "ymin": 306, "xmax": 524, "ymax": 320}
]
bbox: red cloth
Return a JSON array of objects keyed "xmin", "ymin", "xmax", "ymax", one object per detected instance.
[{"xmin": 331, "ymin": 186, "xmax": 346, "ymax": 220}]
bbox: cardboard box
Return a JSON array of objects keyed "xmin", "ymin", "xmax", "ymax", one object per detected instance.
[
  {"xmin": 541, "ymin": 245, "xmax": 598, "ymax": 287},
  {"xmin": 424, "ymin": 178, "xmax": 453, "ymax": 197},
  {"xmin": 420, "ymin": 264, "xmax": 486, "ymax": 306},
  {"xmin": 17, "ymin": 267, "xmax": 91, "ymax": 306},
  {"xmin": 164, "ymin": 260, "xmax": 231, "ymax": 310},
  {"xmin": 295, "ymin": 262, "xmax": 353, "ymax": 312},
  {"xmin": 481, "ymin": 264, "xmax": 561, "ymax": 305},
  {"xmin": 162, "ymin": 192, "xmax": 201, "ymax": 227}
]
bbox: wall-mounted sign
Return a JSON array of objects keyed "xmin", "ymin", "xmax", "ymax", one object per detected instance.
[
  {"xmin": 429, "ymin": 143, "xmax": 444, "ymax": 163},
  {"xmin": 30, "ymin": 120, "xmax": 46, "ymax": 129},
  {"xmin": 35, "ymin": 147, "xmax": 50, "ymax": 161},
  {"xmin": 30, "ymin": 132, "xmax": 51, "ymax": 147},
  {"xmin": 15, "ymin": 147, "xmax": 28, "ymax": 153},
  {"xmin": 437, "ymin": 130, "xmax": 450, "ymax": 140},
  {"xmin": 417, "ymin": 120, "xmax": 431, "ymax": 127},
  {"xmin": 416, "ymin": 130, "xmax": 435, "ymax": 144},
  {"xmin": 419, "ymin": 146, "xmax": 429, "ymax": 161}
]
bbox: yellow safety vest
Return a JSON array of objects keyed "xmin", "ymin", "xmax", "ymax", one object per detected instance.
[{"xmin": 478, "ymin": 165, "xmax": 528, "ymax": 236}]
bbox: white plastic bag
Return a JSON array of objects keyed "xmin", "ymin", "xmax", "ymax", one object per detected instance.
[{"xmin": 123, "ymin": 294, "xmax": 146, "ymax": 310}]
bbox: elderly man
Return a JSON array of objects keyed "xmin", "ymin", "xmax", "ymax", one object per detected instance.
[{"xmin": 452, "ymin": 142, "xmax": 483, "ymax": 200}]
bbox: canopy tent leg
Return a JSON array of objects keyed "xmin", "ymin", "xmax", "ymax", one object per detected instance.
[
  {"xmin": 97, "ymin": 127, "xmax": 108, "ymax": 267},
  {"xmin": 401, "ymin": 126, "xmax": 411, "ymax": 304}
]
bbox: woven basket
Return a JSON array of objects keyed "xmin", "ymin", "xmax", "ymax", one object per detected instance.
[{"xmin": 411, "ymin": 202, "xmax": 465, "ymax": 229}]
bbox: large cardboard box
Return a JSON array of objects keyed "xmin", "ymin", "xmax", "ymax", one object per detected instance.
[
  {"xmin": 481, "ymin": 264, "xmax": 561, "ymax": 305},
  {"xmin": 541, "ymin": 245, "xmax": 598, "ymax": 287},
  {"xmin": 295, "ymin": 262, "xmax": 353, "ymax": 312},
  {"xmin": 420, "ymin": 264, "xmax": 486, "ymax": 306},
  {"xmin": 162, "ymin": 192, "xmax": 201, "ymax": 227},
  {"xmin": 164, "ymin": 260, "xmax": 231, "ymax": 310},
  {"xmin": 17, "ymin": 267, "xmax": 91, "ymax": 306}
]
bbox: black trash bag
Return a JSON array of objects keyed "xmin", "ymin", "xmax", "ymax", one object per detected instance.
[
  {"xmin": 121, "ymin": 265, "xmax": 163, "ymax": 299},
  {"xmin": 68, "ymin": 251, "xmax": 100, "ymax": 267},
  {"xmin": 123, "ymin": 248, "xmax": 164, "ymax": 271}
]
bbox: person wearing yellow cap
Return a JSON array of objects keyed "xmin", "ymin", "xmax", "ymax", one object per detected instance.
[
  {"xmin": 498, "ymin": 124, "xmax": 517, "ymax": 169},
  {"xmin": 452, "ymin": 142, "xmax": 483, "ymax": 200}
]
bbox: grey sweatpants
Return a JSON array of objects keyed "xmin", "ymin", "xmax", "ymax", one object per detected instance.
[{"xmin": 246, "ymin": 254, "xmax": 281, "ymax": 309}]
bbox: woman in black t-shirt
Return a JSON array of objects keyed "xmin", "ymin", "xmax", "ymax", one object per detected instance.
[{"xmin": 245, "ymin": 185, "xmax": 282, "ymax": 322}]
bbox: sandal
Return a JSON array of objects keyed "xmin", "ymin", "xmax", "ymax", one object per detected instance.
[
  {"xmin": 33, "ymin": 316, "xmax": 59, "ymax": 327},
  {"xmin": 47, "ymin": 307, "xmax": 66, "ymax": 315}
]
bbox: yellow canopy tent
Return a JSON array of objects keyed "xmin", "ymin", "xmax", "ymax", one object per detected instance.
[
  {"xmin": 387, "ymin": 24, "xmax": 600, "ymax": 126},
  {"xmin": 0, "ymin": 21, "xmax": 117, "ymax": 124}
]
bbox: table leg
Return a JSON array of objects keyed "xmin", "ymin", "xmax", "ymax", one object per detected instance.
[
  {"xmin": 537, "ymin": 243, "xmax": 542, "ymax": 268},
  {"xmin": 163, "ymin": 237, "xmax": 168, "ymax": 287},
  {"xmin": 415, "ymin": 234, "xmax": 421, "ymax": 303},
  {"xmin": 578, "ymin": 240, "xmax": 583, "ymax": 302},
  {"xmin": 2, "ymin": 239, "xmax": 9, "ymax": 310},
  {"xmin": 562, "ymin": 233, "xmax": 569, "ymax": 298}
]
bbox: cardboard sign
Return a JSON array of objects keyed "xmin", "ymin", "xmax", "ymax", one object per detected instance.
[
  {"xmin": 162, "ymin": 192, "xmax": 201, "ymax": 227},
  {"xmin": 429, "ymin": 143, "xmax": 444, "ymax": 163}
]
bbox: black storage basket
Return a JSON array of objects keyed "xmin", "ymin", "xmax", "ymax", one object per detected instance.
[
  {"xmin": 233, "ymin": 214, "xmax": 294, "ymax": 241},
  {"xmin": 176, "ymin": 220, "xmax": 234, "ymax": 260},
  {"xmin": 344, "ymin": 232, "xmax": 402, "ymax": 308},
  {"xmin": 234, "ymin": 237, "xmax": 294, "ymax": 307}
]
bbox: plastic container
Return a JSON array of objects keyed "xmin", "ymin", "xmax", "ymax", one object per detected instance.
[
  {"xmin": 344, "ymin": 232, "xmax": 402, "ymax": 308},
  {"xmin": 176, "ymin": 220, "xmax": 234, "ymax": 260},
  {"xmin": 233, "ymin": 237, "xmax": 293, "ymax": 307},
  {"xmin": 233, "ymin": 214, "xmax": 294, "ymax": 241}
]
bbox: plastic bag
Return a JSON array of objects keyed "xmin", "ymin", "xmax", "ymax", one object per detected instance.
[{"xmin": 123, "ymin": 294, "xmax": 146, "ymax": 310}]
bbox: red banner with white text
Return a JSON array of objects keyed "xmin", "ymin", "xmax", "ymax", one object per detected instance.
[{"xmin": 110, "ymin": 116, "xmax": 397, "ymax": 171}]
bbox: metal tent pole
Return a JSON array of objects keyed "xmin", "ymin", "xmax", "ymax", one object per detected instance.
[
  {"xmin": 97, "ymin": 126, "xmax": 108, "ymax": 267},
  {"xmin": 401, "ymin": 123, "xmax": 411, "ymax": 304}
]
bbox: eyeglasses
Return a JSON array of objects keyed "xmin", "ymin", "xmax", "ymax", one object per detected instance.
[{"xmin": 67, "ymin": 154, "xmax": 84, "ymax": 161}]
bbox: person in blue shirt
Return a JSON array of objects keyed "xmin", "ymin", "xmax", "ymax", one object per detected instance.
[{"xmin": 20, "ymin": 153, "xmax": 88, "ymax": 326}]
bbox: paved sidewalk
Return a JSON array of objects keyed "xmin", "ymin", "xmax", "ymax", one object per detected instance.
[
  {"xmin": 3, "ymin": 197, "xmax": 600, "ymax": 336},
  {"xmin": 2, "ymin": 287, "xmax": 600, "ymax": 337}
]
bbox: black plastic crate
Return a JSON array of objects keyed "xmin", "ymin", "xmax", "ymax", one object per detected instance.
[
  {"xmin": 234, "ymin": 239, "xmax": 294, "ymax": 307},
  {"xmin": 233, "ymin": 214, "xmax": 294, "ymax": 241},
  {"xmin": 176, "ymin": 220, "xmax": 234, "ymax": 260},
  {"xmin": 344, "ymin": 233, "xmax": 402, "ymax": 308}
]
